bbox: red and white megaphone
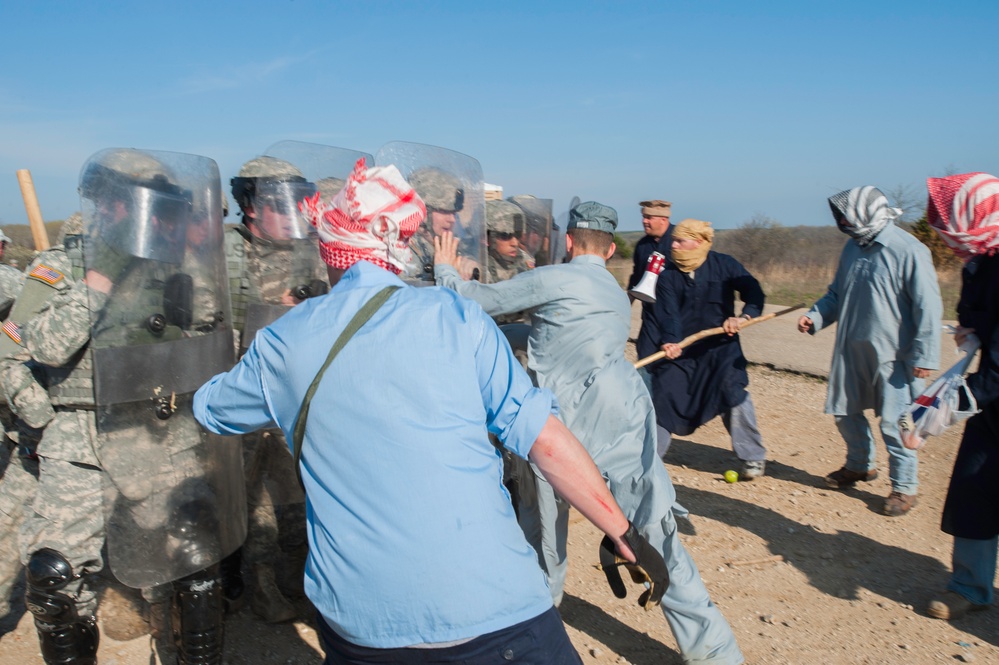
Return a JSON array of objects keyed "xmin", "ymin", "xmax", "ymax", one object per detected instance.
[{"xmin": 628, "ymin": 251, "xmax": 666, "ymax": 303}]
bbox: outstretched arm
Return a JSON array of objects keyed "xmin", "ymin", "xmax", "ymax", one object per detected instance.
[
  {"xmin": 435, "ymin": 231, "xmax": 548, "ymax": 317},
  {"xmin": 529, "ymin": 414, "xmax": 635, "ymax": 561}
]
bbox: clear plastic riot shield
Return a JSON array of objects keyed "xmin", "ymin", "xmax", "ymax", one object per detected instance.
[
  {"xmin": 375, "ymin": 141, "xmax": 486, "ymax": 283},
  {"xmin": 552, "ymin": 196, "xmax": 579, "ymax": 265},
  {"xmin": 264, "ymin": 140, "xmax": 374, "ymax": 187},
  {"xmin": 80, "ymin": 148, "xmax": 245, "ymax": 588},
  {"xmin": 507, "ymin": 195, "xmax": 554, "ymax": 268},
  {"xmin": 234, "ymin": 141, "xmax": 371, "ymax": 351}
]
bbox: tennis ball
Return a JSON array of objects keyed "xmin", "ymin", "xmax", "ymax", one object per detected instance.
[{"xmin": 724, "ymin": 470, "xmax": 739, "ymax": 483}]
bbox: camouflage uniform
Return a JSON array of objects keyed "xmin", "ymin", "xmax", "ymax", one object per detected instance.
[
  {"xmin": 0, "ymin": 264, "xmax": 23, "ymax": 318},
  {"xmin": 486, "ymin": 247, "xmax": 531, "ymax": 284},
  {"xmin": 224, "ymin": 226, "xmax": 314, "ymax": 552},
  {"xmin": 17, "ymin": 150, "xmax": 236, "ymax": 664},
  {"xmin": 225, "ymin": 156, "xmax": 318, "ymax": 622},
  {"xmin": 482, "ymin": 201, "xmax": 532, "ymax": 325},
  {"xmin": 14, "ymin": 222, "xmax": 106, "ymax": 629},
  {"xmin": 407, "ymin": 167, "xmax": 480, "ymax": 282},
  {"xmin": 0, "ymin": 250, "xmax": 29, "ymax": 612}
]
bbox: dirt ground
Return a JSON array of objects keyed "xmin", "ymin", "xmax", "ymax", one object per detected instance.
[{"xmin": 1, "ymin": 301, "xmax": 996, "ymax": 664}]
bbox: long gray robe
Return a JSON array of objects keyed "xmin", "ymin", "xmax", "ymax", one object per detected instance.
[
  {"xmin": 436, "ymin": 254, "xmax": 743, "ymax": 664},
  {"xmin": 807, "ymin": 223, "xmax": 942, "ymax": 416}
]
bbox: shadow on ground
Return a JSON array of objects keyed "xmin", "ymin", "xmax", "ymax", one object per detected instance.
[
  {"xmin": 560, "ymin": 594, "xmax": 683, "ymax": 665},
  {"xmin": 672, "ymin": 479, "xmax": 999, "ymax": 649}
]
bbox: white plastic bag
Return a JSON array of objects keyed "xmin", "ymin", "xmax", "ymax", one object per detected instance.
[{"xmin": 898, "ymin": 335, "xmax": 981, "ymax": 450}]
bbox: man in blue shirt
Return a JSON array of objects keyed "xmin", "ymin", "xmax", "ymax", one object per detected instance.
[{"xmin": 194, "ymin": 162, "xmax": 660, "ymax": 664}]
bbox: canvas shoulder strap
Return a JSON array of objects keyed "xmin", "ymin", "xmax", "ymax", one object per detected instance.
[{"xmin": 293, "ymin": 285, "xmax": 399, "ymax": 485}]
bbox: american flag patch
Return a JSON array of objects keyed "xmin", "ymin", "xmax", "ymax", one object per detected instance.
[
  {"xmin": 2, "ymin": 320, "xmax": 21, "ymax": 344},
  {"xmin": 29, "ymin": 264, "xmax": 64, "ymax": 286}
]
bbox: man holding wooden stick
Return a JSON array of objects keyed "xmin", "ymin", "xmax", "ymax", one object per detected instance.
[{"xmin": 649, "ymin": 219, "xmax": 768, "ymax": 479}]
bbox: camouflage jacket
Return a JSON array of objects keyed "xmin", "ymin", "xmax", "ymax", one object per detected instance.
[
  {"xmin": 0, "ymin": 264, "xmax": 24, "ymax": 318},
  {"xmin": 485, "ymin": 248, "xmax": 531, "ymax": 284},
  {"xmin": 224, "ymin": 226, "xmax": 327, "ymax": 337}
]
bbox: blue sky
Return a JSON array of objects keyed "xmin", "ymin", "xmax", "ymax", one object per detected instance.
[{"xmin": 1, "ymin": 1, "xmax": 997, "ymax": 232}]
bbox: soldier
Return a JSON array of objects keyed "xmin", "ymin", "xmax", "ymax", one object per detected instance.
[
  {"xmin": 0, "ymin": 223, "xmax": 31, "ymax": 619},
  {"xmin": 17, "ymin": 148, "xmax": 242, "ymax": 664},
  {"xmin": 507, "ymin": 195, "xmax": 554, "ymax": 268},
  {"xmin": 484, "ymin": 199, "xmax": 531, "ymax": 284},
  {"xmin": 406, "ymin": 167, "xmax": 480, "ymax": 282},
  {"xmin": 224, "ymin": 155, "xmax": 321, "ymax": 622}
]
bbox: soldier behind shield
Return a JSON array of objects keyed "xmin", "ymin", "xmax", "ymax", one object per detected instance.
[
  {"xmin": 508, "ymin": 195, "xmax": 555, "ymax": 269},
  {"xmin": 223, "ymin": 156, "xmax": 321, "ymax": 623},
  {"xmin": 407, "ymin": 167, "xmax": 481, "ymax": 282},
  {"xmin": 17, "ymin": 148, "xmax": 242, "ymax": 665},
  {"xmin": 484, "ymin": 200, "xmax": 532, "ymax": 284}
]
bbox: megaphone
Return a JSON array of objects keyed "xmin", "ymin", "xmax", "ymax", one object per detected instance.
[{"xmin": 628, "ymin": 251, "xmax": 666, "ymax": 303}]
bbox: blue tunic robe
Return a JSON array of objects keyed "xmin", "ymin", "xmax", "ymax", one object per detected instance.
[{"xmin": 649, "ymin": 252, "xmax": 764, "ymax": 436}]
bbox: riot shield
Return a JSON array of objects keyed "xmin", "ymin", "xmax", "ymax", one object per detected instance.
[
  {"xmin": 264, "ymin": 140, "xmax": 374, "ymax": 187},
  {"xmin": 552, "ymin": 196, "xmax": 579, "ymax": 264},
  {"xmin": 80, "ymin": 148, "xmax": 245, "ymax": 588},
  {"xmin": 507, "ymin": 196, "xmax": 554, "ymax": 268},
  {"xmin": 235, "ymin": 142, "xmax": 371, "ymax": 350},
  {"xmin": 375, "ymin": 141, "xmax": 486, "ymax": 283}
]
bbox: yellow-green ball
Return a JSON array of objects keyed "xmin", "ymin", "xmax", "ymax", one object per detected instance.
[{"xmin": 724, "ymin": 470, "xmax": 739, "ymax": 483}]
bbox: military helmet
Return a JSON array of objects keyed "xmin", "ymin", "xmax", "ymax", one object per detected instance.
[
  {"xmin": 230, "ymin": 156, "xmax": 307, "ymax": 212},
  {"xmin": 409, "ymin": 168, "xmax": 464, "ymax": 213},
  {"xmin": 57, "ymin": 212, "xmax": 84, "ymax": 245},
  {"xmin": 80, "ymin": 148, "xmax": 184, "ymax": 200},
  {"xmin": 486, "ymin": 200, "xmax": 525, "ymax": 236}
]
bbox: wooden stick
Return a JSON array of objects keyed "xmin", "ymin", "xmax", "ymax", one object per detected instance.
[
  {"xmin": 726, "ymin": 554, "xmax": 784, "ymax": 567},
  {"xmin": 16, "ymin": 169, "xmax": 50, "ymax": 251},
  {"xmin": 634, "ymin": 303, "xmax": 806, "ymax": 369}
]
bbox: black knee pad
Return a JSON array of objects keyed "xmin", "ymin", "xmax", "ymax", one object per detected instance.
[
  {"xmin": 25, "ymin": 548, "xmax": 99, "ymax": 665},
  {"xmin": 26, "ymin": 548, "xmax": 80, "ymax": 625}
]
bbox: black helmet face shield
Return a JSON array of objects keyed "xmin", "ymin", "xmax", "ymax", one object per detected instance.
[{"xmin": 245, "ymin": 178, "xmax": 318, "ymax": 241}]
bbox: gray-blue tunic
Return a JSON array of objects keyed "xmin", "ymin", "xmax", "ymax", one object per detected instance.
[{"xmin": 807, "ymin": 223, "xmax": 942, "ymax": 415}]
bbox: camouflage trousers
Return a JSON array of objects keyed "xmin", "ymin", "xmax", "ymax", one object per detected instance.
[
  {"xmin": 19, "ymin": 409, "xmax": 105, "ymax": 617},
  {"xmin": 242, "ymin": 430, "xmax": 306, "ymax": 566},
  {"xmin": 0, "ymin": 437, "xmax": 38, "ymax": 606}
]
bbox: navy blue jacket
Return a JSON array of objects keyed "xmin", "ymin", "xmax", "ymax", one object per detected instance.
[
  {"xmin": 649, "ymin": 251, "xmax": 764, "ymax": 435},
  {"xmin": 629, "ymin": 228, "xmax": 674, "ymax": 359}
]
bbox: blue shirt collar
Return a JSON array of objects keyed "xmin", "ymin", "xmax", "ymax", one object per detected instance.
[{"xmin": 569, "ymin": 253, "xmax": 607, "ymax": 268}]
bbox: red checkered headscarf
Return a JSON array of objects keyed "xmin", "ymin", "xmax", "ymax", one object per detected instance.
[
  {"xmin": 300, "ymin": 158, "xmax": 425, "ymax": 274},
  {"xmin": 926, "ymin": 172, "xmax": 999, "ymax": 260}
]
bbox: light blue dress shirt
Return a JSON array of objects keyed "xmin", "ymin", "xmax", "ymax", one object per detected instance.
[{"xmin": 194, "ymin": 261, "xmax": 556, "ymax": 648}]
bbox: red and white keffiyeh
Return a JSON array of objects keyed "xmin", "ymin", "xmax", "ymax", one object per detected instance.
[
  {"xmin": 300, "ymin": 158, "xmax": 425, "ymax": 274},
  {"xmin": 926, "ymin": 172, "xmax": 999, "ymax": 260}
]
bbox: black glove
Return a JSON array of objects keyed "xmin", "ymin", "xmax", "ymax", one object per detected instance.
[
  {"xmin": 88, "ymin": 233, "xmax": 133, "ymax": 283},
  {"xmin": 598, "ymin": 522, "xmax": 670, "ymax": 610}
]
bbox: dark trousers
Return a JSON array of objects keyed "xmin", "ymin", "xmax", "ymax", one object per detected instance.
[{"xmin": 317, "ymin": 606, "xmax": 582, "ymax": 664}]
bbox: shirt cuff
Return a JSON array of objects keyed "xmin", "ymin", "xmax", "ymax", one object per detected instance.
[{"xmin": 502, "ymin": 387, "xmax": 559, "ymax": 460}]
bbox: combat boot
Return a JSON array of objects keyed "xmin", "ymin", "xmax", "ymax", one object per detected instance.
[
  {"xmin": 276, "ymin": 546, "xmax": 308, "ymax": 600},
  {"xmin": 250, "ymin": 565, "xmax": 296, "ymax": 623},
  {"xmin": 218, "ymin": 549, "xmax": 244, "ymax": 614}
]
